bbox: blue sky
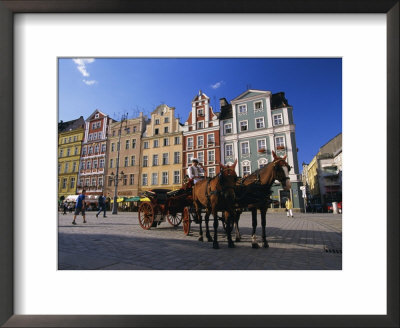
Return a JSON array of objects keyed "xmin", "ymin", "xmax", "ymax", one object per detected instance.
[{"xmin": 58, "ymin": 58, "xmax": 342, "ymax": 170}]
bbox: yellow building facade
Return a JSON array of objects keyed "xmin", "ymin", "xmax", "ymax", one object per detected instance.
[
  {"xmin": 140, "ymin": 104, "xmax": 183, "ymax": 192},
  {"xmin": 58, "ymin": 117, "xmax": 85, "ymax": 202}
]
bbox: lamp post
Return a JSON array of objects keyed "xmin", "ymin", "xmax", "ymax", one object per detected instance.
[{"xmin": 112, "ymin": 113, "xmax": 128, "ymax": 214}]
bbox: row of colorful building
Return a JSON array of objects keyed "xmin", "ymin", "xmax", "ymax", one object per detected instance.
[{"xmin": 58, "ymin": 89, "xmax": 304, "ymax": 210}]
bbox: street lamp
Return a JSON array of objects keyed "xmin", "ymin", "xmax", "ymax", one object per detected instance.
[{"xmin": 111, "ymin": 113, "xmax": 128, "ymax": 214}]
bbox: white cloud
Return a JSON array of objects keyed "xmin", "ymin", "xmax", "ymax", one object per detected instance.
[
  {"xmin": 83, "ymin": 79, "xmax": 97, "ymax": 85},
  {"xmin": 211, "ymin": 80, "xmax": 224, "ymax": 89},
  {"xmin": 73, "ymin": 58, "xmax": 96, "ymax": 82}
]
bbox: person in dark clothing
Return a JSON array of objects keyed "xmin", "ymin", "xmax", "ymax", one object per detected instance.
[
  {"xmin": 63, "ymin": 202, "xmax": 67, "ymax": 215},
  {"xmin": 72, "ymin": 189, "xmax": 86, "ymax": 225},
  {"xmin": 96, "ymin": 192, "xmax": 107, "ymax": 218}
]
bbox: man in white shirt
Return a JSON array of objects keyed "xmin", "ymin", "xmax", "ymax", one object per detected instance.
[{"xmin": 187, "ymin": 158, "xmax": 205, "ymax": 184}]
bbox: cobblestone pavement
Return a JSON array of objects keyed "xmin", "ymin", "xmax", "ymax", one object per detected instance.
[{"xmin": 58, "ymin": 210, "xmax": 342, "ymax": 270}]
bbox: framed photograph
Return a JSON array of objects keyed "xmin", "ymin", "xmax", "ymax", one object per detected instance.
[{"xmin": 1, "ymin": 1, "xmax": 398, "ymax": 327}]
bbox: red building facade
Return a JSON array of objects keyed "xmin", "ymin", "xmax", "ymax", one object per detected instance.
[
  {"xmin": 77, "ymin": 109, "xmax": 114, "ymax": 200},
  {"xmin": 183, "ymin": 90, "xmax": 220, "ymax": 178}
]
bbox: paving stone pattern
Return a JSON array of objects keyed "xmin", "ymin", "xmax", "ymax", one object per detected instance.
[{"xmin": 58, "ymin": 211, "xmax": 342, "ymax": 270}]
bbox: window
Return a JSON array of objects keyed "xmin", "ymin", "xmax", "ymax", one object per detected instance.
[
  {"xmin": 70, "ymin": 177, "xmax": 75, "ymax": 189},
  {"xmin": 187, "ymin": 137, "xmax": 194, "ymax": 148},
  {"xmin": 108, "ymin": 177, "xmax": 113, "ymax": 186},
  {"xmin": 86, "ymin": 161, "xmax": 91, "ymax": 170},
  {"xmin": 198, "ymin": 108, "xmax": 204, "ymax": 116},
  {"xmin": 155, "ymin": 128, "xmax": 159, "ymax": 135},
  {"xmin": 68, "ymin": 137, "xmax": 72, "ymax": 143},
  {"xmin": 254, "ymin": 101, "xmax": 263, "ymax": 111},
  {"xmin": 162, "ymin": 172, "xmax": 168, "ymax": 185},
  {"xmin": 124, "ymin": 157, "xmax": 128, "ymax": 167},
  {"xmin": 207, "ymin": 150, "xmax": 215, "ymax": 163},
  {"xmin": 241, "ymin": 142, "xmax": 249, "ymax": 155},
  {"xmin": 126, "ymin": 140, "xmax": 130, "ymax": 149},
  {"xmin": 110, "ymin": 159, "xmax": 113, "ymax": 168},
  {"xmin": 88, "ymin": 134, "xmax": 92, "ymax": 141},
  {"xmin": 197, "ymin": 135, "xmax": 204, "ymax": 147},
  {"xmin": 66, "ymin": 148, "xmax": 71, "ymax": 156},
  {"xmin": 88, "ymin": 146, "xmax": 93, "ymax": 155},
  {"xmin": 92, "ymin": 123, "xmax": 96, "ymax": 130},
  {"xmin": 164, "ymin": 117, "xmax": 169, "ymax": 123},
  {"xmin": 238, "ymin": 104, "xmax": 247, "ymax": 114},
  {"xmin": 242, "ymin": 161, "xmax": 251, "ymax": 175},
  {"xmin": 187, "ymin": 153, "xmax": 194, "ymax": 164},
  {"xmin": 174, "ymin": 136, "xmax": 180, "ymax": 144},
  {"xmin": 142, "ymin": 174, "xmax": 148, "ymax": 186},
  {"xmin": 98, "ymin": 177, "xmax": 103, "ymax": 187},
  {"xmin": 59, "ymin": 149, "xmax": 63, "ymax": 157},
  {"xmin": 62, "ymin": 178, "xmax": 67, "ymax": 189},
  {"xmin": 73, "ymin": 136, "xmax": 77, "ymax": 142},
  {"xmin": 93, "ymin": 132, "xmax": 97, "ymax": 140},
  {"xmin": 163, "ymin": 138, "xmax": 169, "ymax": 146},
  {"xmin": 64, "ymin": 162, "xmax": 69, "ymax": 173},
  {"xmin": 275, "ymin": 136, "xmax": 285, "ymax": 149},
  {"xmin": 258, "ymin": 158, "xmax": 268, "ymax": 169},
  {"xmin": 255, "ymin": 117, "xmax": 265, "ymax": 129},
  {"xmin": 197, "ymin": 151, "xmax": 204, "ymax": 164},
  {"xmin": 85, "ymin": 178, "xmax": 90, "ymax": 187},
  {"xmin": 153, "ymin": 139, "xmax": 159, "ymax": 148},
  {"xmin": 151, "ymin": 173, "xmax": 158, "ymax": 185},
  {"xmin": 174, "ymin": 152, "xmax": 180, "ymax": 164},
  {"xmin": 133, "ymin": 126, "xmax": 137, "ymax": 132},
  {"xmin": 112, "ymin": 130, "xmax": 115, "ymax": 137},
  {"xmin": 74, "ymin": 147, "xmax": 78, "ymax": 155},
  {"xmin": 273, "ymin": 114, "xmax": 283, "ymax": 126},
  {"xmin": 224, "ymin": 123, "xmax": 232, "ymax": 134},
  {"xmin": 58, "ymin": 164, "xmax": 61, "ymax": 174},
  {"xmin": 126, "ymin": 127, "xmax": 130, "ymax": 134},
  {"xmin": 96, "ymin": 121, "xmax": 101, "ymax": 129},
  {"xmin": 98, "ymin": 132, "xmax": 102, "ymax": 139},
  {"xmin": 99, "ymin": 158, "xmax": 105, "ymax": 168},
  {"xmin": 81, "ymin": 161, "xmax": 85, "ymax": 170},
  {"xmin": 144, "ymin": 141, "xmax": 149, "ymax": 149},
  {"xmin": 208, "ymin": 167, "xmax": 216, "ymax": 178},
  {"xmin": 132, "ymin": 139, "xmax": 136, "ymax": 148},
  {"xmin": 101, "ymin": 144, "xmax": 106, "ymax": 152},
  {"xmin": 162, "ymin": 153, "xmax": 169, "ymax": 165},
  {"xmin": 95, "ymin": 144, "xmax": 99, "ymax": 153},
  {"xmin": 257, "ymin": 139, "xmax": 266, "ymax": 151},
  {"xmin": 131, "ymin": 155, "xmax": 135, "ymax": 166},
  {"xmin": 198, "ymin": 121, "xmax": 204, "ymax": 129},
  {"xmin": 64, "ymin": 138, "xmax": 67, "ymax": 144},
  {"xmin": 153, "ymin": 154, "xmax": 159, "ymax": 166},
  {"xmin": 240, "ymin": 121, "xmax": 248, "ymax": 132},
  {"xmin": 164, "ymin": 127, "xmax": 169, "ymax": 133},
  {"xmin": 155, "ymin": 119, "xmax": 160, "ymax": 125},
  {"xmin": 93, "ymin": 160, "xmax": 98, "ymax": 169},
  {"xmin": 207, "ymin": 134, "xmax": 215, "ymax": 145},
  {"xmin": 91, "ymin": 177, "xmax": 97, "ymax": 186},
  {"xmin": 173, "ymin": 171, "xmax": 180, "ymax": 184},
  {"xmin": 143, "ymin": 156, "xmax": 148, "ymax": 167},
  {"xmin": 72, "ymin": 162, "xmax": 77, "ymax": 172},
  {"xmin": 225, "ymin": 144, "xmax": 233, "ymax": 157},
  {"xmin": 123, "ymin": 175, "xmax": 127, "ymax": 185},
  {"xmin": 130, "ymin": 174, "xmax": 134, "ymax": 185},
  {"xmin": 82, "ymin": 147, "xmax": 86, "ymax": 155}
]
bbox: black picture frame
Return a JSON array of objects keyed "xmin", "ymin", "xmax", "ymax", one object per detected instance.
[{"xmin": 0, "ymin": 1, "xmax": 398, "ymax": 327}]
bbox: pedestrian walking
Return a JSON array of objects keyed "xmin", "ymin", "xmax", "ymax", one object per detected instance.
[
  {"xmin": 72, "ymin": 190, "xmax": 86, "ymax": 225},
  {"xmin": 285, "ymin": 198, "xmax": 294, "ymax": 218},
  {"xmin": 62, "ymin": 202, "xmax": 67, "ymax": 215},
  {"xmin": 96, "ymin": 192, "xmax": 107, "ymax": 218}
]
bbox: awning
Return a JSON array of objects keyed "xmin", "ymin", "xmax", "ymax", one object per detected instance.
[
  {"xmin": 110, "ymin": 197, "xmax": 126, "ymax": 203},
  {"xmin": 64, "ymin": 195, "xmax": 78, "ymax": 202},
  {"xmin": 140, "ymin": 197, "xmax": 150, "ymax": 202}
]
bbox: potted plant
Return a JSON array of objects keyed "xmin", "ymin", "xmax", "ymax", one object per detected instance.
[
  {"xmin": 277, "ymin": 145, "xmax": 285, "ymax": 150},
  {"xmin": 258, "ymin": 148, "xmax": 266, "ymax": 153}
]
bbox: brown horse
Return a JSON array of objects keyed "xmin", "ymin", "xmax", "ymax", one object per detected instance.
[
  {"xmin": 192, "ymin": 160, "xmax": 238, "ymax": 249},
  {"xmin": 233, "ymin": 151, "xmax": 291, "ymax": 248}
]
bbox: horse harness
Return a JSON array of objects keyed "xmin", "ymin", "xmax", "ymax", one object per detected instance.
[{"xmin": 205, "ymin": 168, "xmax": 236, "ymax": 206}]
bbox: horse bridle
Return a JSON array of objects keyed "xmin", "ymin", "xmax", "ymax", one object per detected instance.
[
  {"xmin": 218, "ymin": 167, "xmax": 237, "ymax": 192},
  {"xmin": 272, "ymin": 159, "xmax": 291, "ymax": 185}
]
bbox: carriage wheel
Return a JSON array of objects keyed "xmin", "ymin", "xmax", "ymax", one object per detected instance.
[
  {"xmin": 167, "ymin": 212, "xmax": 182, "ymax": 227},
  {"xmin": 182, "ymin": 207, "xmax": 191, "ymax": 235},
  {"xmin": 138, "ymin": 202, "xmax": 154, "ymax": 230}
]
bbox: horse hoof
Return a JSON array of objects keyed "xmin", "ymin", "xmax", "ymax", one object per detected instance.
[
  {"xmin": 198, "ymin": 236, "xmax": 203, "ymax": 242},
  {"xmin": 252, "ymin": 243, "xmax": 260, "ymax": 249},
  {"xmin": 213, "ymin": 242, "xmax": 219, "ymax": 249},
  {"xmin": 263, "ymin": 241, "xmax": 269, "ymax": 248},
  {"xmin": 228, "ymin": 241, "xmax": 235, "ymax": 248}
]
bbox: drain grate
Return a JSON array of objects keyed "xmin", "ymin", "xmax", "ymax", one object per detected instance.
[{"xmin": 324, "ymin": 246, "xmax": 342, "ymax": 254}]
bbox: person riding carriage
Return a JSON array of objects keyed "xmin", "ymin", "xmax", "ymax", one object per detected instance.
[{"xmin": 187, "ymin": 158, "xmax": 205, "ymax": 185}]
